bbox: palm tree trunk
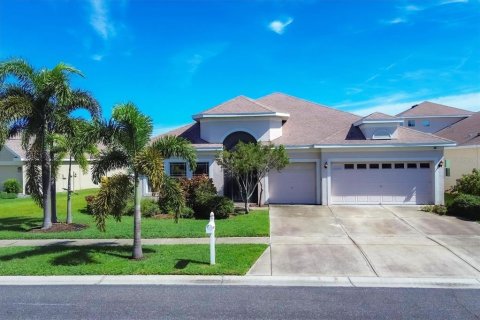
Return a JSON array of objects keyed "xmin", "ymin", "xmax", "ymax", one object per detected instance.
[
  {"xmin": 41, "ymin": 129, "xmax": 52, "ymax": 229},
  {"xmin": 66, "ymin": 155, "xmax": 73, "ymax": 224},
  {"xmin": 50, "ymin": 150, "xmax": 57, "ymax": 223},
  {"xmin": 132, "ymin": 174, "xmax": 143, "ymax": 259}
]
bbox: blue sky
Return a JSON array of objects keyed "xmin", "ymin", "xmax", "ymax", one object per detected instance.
[{"xmin": 1, "ymin": 0, "xmax": 479, "ymax": 134}]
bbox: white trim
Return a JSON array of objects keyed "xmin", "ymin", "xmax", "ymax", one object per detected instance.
[
  {"xmin": 314, "ymin": 143, "xmax": 456, "ymax": 148},
  {"xmin": 445, "ymin": 144, "xmax": 480, "ymax": 150},
  {"xmin": 397, "ymin": 114, "xmax": 472, "ymax": 119},
  {"xmin": 194, "ymin": 146, "xmax": 224, "ymax": 151},
  {"xmin": 353, "ymin": 119, "xmax": 403, "ymax": 126},
  {"xmin": 192, "ymin": 112, "xmax": 290, "ymax": 120}
]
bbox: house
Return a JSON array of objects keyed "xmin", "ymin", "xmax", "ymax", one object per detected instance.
[
  {"xmin": 149, "ymin": 93, "xmax": 455, "ymax": 205},
  {"xmin": 0, "ymin": 137, "xmax": 99, "ymax": 194},
  {"xmin": 395, "ymin": 101, "xmax": 479, "ymax": 190},
  {"xmin": 435, "ymin": 112, "xmax": 480, "ymax": 190}
]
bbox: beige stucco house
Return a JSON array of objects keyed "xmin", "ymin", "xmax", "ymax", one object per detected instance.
[{"xmin": 148, "ymin": 93, "xmax": 455, "ymax": 205}]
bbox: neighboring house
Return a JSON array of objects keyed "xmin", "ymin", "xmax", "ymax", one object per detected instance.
[
  {"xmin": 150, "ymin": 93, "xmax": 455, "ymax": 205},
  {"xmin": 396, "ymin": 102, "xmax": 479, "ymax": 191},
  {"xmin": 435, "ymin": 112, "xmax": 480, "ymax": 190},
  {"xmin": 0, "ymin": 137, "xmax": 99, "ymax": 194}
]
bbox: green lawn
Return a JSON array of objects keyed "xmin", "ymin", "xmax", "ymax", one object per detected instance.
[
  {"xmin": 0, "ymin": 189, "xmax": 269, "ymax": 239},
  {"xmin": 0, "ymin": 244, "xmax": 267, "ymax": 275}
]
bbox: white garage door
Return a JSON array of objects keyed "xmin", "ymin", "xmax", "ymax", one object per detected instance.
[
  {"xmin": 331, "ymin": 162, "xmax": 433, "ymax": 204},
  {"xmin": 268, "ymin": 162, "xmax": 317, "ymax": 204}
]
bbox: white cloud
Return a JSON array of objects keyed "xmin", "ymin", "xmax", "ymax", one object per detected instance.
[
  {"xmin": 385, "ymin": 17, "xmax": 407, "ymax": 24},
  {"xmin": 403, "ymin": 5, "xmax": 423, "ymax": 11},
  {"xmin": 342, "ymin": 92, "xmax": 480, "ymax": 116},
  {"xmin": 89, "ymin": 0, "xmax": 116, "ymax": 40},
  {"xmin": 91, "ymin": 54, "xmax": 104, "ymax": 61},
  {"xmin": 268, "ymin": 17, "xmax": 294, "ymax": 35},
  {"xmin": 439, "ymin": 0, "xmax": 468, "ymax": 5}
]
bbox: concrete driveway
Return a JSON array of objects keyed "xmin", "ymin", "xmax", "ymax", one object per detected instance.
[{"xmin": 248, "ymin": 205, "xmax": 480, "ymax": 278}]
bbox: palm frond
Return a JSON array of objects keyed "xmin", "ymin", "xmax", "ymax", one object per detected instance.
[
  {"xmin": 158, "ymin": 175, "xmax": 185, "ymax": 223},
  {"xmin": 151, "ymin": 135, "xmax": 197, "ymax": 171},
  {"xmin": 0, "ymin": 59, "xmax": 35, "ymax": 91},
  {"xmin": 60, "ymin": 89, "xmax": 100, "ymax": 119},
  {"xmin": 91, "ymin": 148, "xmax": 130, "ymax": 183},
  {"xmin": 91, "ymin": 174, "xmax": 133, "ymax": 232},
  {"xmin": 24, "ymin": 147, "xmax": 43, "ymax": 208},
  {"xmin": 135, "ymin": 146, "xmax": 164, "ymax": 192}
]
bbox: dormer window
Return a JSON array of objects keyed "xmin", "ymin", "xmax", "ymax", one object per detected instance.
[
  {"xmin": 372, "ymin": 128, "xmax": 392, "ymax": 140},
  {"xmin": 422, "ymin": 120, "xmax": 430, "ymax": 127},
  {"xmin": 407, "ymin": 120, "xmax": 416, "ymax": 127}
]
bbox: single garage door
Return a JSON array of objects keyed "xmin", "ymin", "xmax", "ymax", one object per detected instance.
[
  {"xmin": 268, "ymin": 162, "xmax": 317, "ymax": 204},
  {"xmin": 331, "ymin": 161, "xmax": 433, "ymax": 204}
]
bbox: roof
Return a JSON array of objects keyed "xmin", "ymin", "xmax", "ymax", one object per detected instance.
[
  {"xmin": 321, "ymin": 125, "xmax": 455, "ymax": 146},
  {"xmin": 396, "ymin": 101, "xmax": 474, "ymax": 117},
  {"xmin": 362, "ymin": 112, "xmax": 396, "ymax": 120},
  {"xmin": 435, "ymin": 112, "xmax": 480, "ymax": 146},
  {"xmin": 195, "ymin": 96, "xmax": 274, "ymax": 115},
  {"xmin": 3, "ymin": 138, "xmax": 25, "ymax": 159},
  {"xmin": 156, "ymin": 92, "xmax": 455, "ymax": 148}
]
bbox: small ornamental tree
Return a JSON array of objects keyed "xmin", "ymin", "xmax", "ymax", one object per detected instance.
[{"xmin": 216, "ymin": 142, "xmax": 289, "ymax": 213}]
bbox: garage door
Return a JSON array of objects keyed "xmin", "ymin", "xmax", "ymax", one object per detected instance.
[
  {"xmin": 268, "ymin": 162, "xmax": 317, "ymax": 204},
  {"xmin": 331, "ymin": 161, "xmax": 433, "ymax": 204}
]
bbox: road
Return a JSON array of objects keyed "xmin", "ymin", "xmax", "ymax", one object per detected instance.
[{"xmin": 0, "ymin": 285, "xmax": 479, "ymax": 319}]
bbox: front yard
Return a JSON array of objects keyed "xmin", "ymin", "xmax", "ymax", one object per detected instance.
[
  {"xmin": 0, "ymin": 189, "xmax": 269, "ymax": 239},
  {"xmin": 0, "ymin": 244, "xmax": 267, "ymax": 275}
]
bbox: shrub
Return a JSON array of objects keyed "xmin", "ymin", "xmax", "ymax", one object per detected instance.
[
  {"xmin": 179, "ymin": 175, "xmax": 217, "ymax": 208},
  {"xmin": 158, "ymin": 177, "xmax": 185, "ymax": 217},
  {"xmin": 212, "ymin": 196, "xmax": 234, "ymax": 219},
  {"xmin": 124, "ymin": 198, "xmax": 160, "ymax": 217},
  {"xmin": 452, "ymin": 169, "xmax": 480, "ymax": 196},
  {"xmin": 3, "ymin": 179, "xmax": 21, "ymax": 194},
  {"xmin": 0, "ymin": 191, "xmax": 17, "ymax": 199},
  {"xmin": 85, "ymin": 195, "xmax": 96, "ymax": 214},
  {"xmin": 448, "ymin": 193, "xmax": 480, "ymax": 220},
  {"xmin": 181, "ymin": 206, "xmax": 195, "ymax": 219},
  {"xmin": 421, "ymin": 204, "xmax": 447, "ymax": 215}
]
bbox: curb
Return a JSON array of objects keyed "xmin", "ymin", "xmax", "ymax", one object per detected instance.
[{"xmin": 0, "ymin": 275, "xmax": 479, "ymax": 289}]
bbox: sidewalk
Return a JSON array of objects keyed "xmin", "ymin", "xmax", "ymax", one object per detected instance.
[{"xmin": 0, "ymin": 237, "xmax": 269, "ymax": 247}]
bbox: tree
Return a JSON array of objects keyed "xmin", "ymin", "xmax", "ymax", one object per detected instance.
[
  {"xmin": 53, "ymin": 120, "xmax": 99, "ymax": 223},
  {"xmin": 0, "ymin": 59, "xmax": 100, "ymax": 229},
  {"xmin": 91, "ymin": 103, "xmax": 196, "ymax": 259},
  {"xmin": 216, "ymin": 142, "xmax": 289, "ymax": 213}
]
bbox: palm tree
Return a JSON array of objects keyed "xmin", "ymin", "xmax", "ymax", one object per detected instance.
[
  {"xmin": 92, "ymin": 103, "xmax": 196, "ymax": 259},
  {"xmin": 0, "ymin": 59, "xmax": 100, "ymax": 229}
]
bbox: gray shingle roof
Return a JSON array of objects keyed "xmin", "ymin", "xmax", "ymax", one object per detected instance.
[
  {"xmin": 396, "ymin": 101, "xmax": 474, "ymax": 117},
  {"xmin": 435, "ymin": 112, "xmax": 480, "ymax": 146}
]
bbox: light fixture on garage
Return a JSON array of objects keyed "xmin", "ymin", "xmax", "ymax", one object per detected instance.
[
  {"xmin": 438, "ymin": 160, "xmax": 444, "ymax": 168},
  {"xmin": 324, "ymin": 162, "xmax": 328, "ymax": 169}
]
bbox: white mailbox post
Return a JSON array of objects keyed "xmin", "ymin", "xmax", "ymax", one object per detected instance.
[{"xmin": 205, "ymin": 212, "xmax": 216, "ymax": 265}]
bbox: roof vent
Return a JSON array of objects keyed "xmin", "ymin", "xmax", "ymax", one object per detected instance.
[{"xmin": 411, "ymin": 104, "xmax": 419, "ymax": 109}]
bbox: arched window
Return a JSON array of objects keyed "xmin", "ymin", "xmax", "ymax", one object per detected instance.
[{"xmin": 223, "ymin": 131, "xmax": 256, "ymax": 150}]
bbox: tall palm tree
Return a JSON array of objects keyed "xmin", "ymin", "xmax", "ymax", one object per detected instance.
[
  {"xmin": 92, "ymin": 103, "xmax": 196, "ymax": 259},
  {"xmin": 0, "ymin": 59, "xmax": 100, "ymax": 229}
]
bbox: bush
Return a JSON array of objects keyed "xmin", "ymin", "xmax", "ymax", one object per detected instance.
[
  {"xmin": 179, "ymin": 175, "xmax": 217, "ymax": 208},
  {"xmin": 212, "ymin": 196, "xmax": 234, "ymax": 219},
  {"xmin": 448, "ymin": 193, "xmax": 480, "ymax": 220},
  {"xmin": 158, "ymin": 177, "xmax": 185, "ymax": 216},
  {"xmin": 124, "ymin": 198, "xmax": 160, "ymax": 217},
  {"xmin": 181, "ymin": 206, "xmax": 195, "ymax": 219},
  {"xmin": 85, "ymin": 195, "xmax": 96, "ymax": 214},
  {"xmin": 3, "ymin": 179, "xmax": 21, "ymax": 194},
  {"xmin": 452, "ymin": 169, "xmax": 480, "ymax": 196},
  {"xmin": 421, "ymin": 204, "xmax": 447, "ymax": 215},
  {"xmin": 0, "ymin": 191, "xmax": 17, "ymax": 199}
]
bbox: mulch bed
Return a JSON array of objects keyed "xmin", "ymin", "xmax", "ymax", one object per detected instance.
[{"xmin": 30, "ymin": 223, "xmax": 88, "ymax": 233}]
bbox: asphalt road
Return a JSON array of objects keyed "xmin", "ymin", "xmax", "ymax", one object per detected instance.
[{"xmin": 0, "ymin": 285, "xmax": 479, "ymax": 320}]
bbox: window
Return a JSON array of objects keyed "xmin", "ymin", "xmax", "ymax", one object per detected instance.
[
  {"xmin": 372, "ymin": 129, "xmax": 391, "ymax": 140},
  {"xmin": 394, "ymin": 163, "xmax": 405, "ymax": 169},
  {"xmin": 407, "ymin": 163, "xmax": 417, "ymax": 169},
  {"xmin": 419, "ymin": 163, "xmax": 430, "ymax": 169},
  {"xmin": 193, "ymin": 162, "xmax": 209, "ymax": 176},
  {"xmin": 369, "ymin": 163, "xmax": 379, "ymax": 169},
  {"xmin": 170, "ymin": 162, "xmax": 186, "ymax": 177},
  {"xmin": 357, "ymin": 164, "xmax": 367, "ymax": 169},
  {"xmin": 446, "ymin": 168, "xmax": 451, "ymax": 177},
  {"xmin": 344, "ymin": 164, "xmax": 354, "ymax": 170},
  {"xmin": 382, "ymin": 163, "xmax": 392, "ymax": 169},
  {"xmin": 422, "ymin": 120, "xmax": 430, "ymax": 127},
  {"xmin": 407, "ymin": 120, "xmax": 416, "ymax": 127}
]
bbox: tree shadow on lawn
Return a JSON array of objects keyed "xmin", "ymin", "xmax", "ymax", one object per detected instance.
[
  {"xmin": 174, "ymin": 259, "xmax": 210, "ymax": 269},
  {"xmin": 0, "ymin": 217, "xmax": 42, "ymax": 232},
  {"xmin": 0, "ymin": 245, "xmax": 156, "ymax": 266}
]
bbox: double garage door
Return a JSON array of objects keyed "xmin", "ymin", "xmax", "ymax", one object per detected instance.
[{"xmin": 331, "ymin": 161, "xmax": 433, "ymax": 205}]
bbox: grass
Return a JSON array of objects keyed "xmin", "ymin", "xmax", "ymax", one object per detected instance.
[
  {"xmin": 0, "ymin": 244, "xmax": 267, "ymax": 275},
  {"xmin": 0, "ymin": 189, "xmax": 269, "ymax": 239}
]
